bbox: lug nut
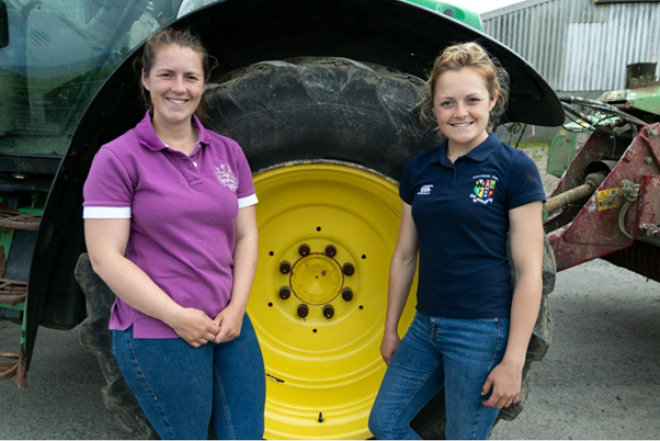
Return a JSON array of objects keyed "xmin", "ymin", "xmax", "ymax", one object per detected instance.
[
  {"xmin": 341, "ymin": 287, "xmax": 354, "ymax": 302},
  {"xmin": 325, "ymin": 245, "xmax": 337, "ymax": 257},
  {"xmin": 280, "ymin": 260, "xmax": 292, "ymax": 274},
  {"xmin": 323, "ymin": 304, "xmax": 335, "ymax": 319},
  {"xmin": 299, "ymin": 243, "xmax": 311, "ymax": 257},
  {"xmin": 342, "ymin": 262, "xmax": 355, "ymax": 276},
  {"xmin": 297, "ymin": 304, "xmax": 309, "ymax": 318},
  {"xmin": 279, "ymin": 286, "xmax": 291, "ymax": 300}
]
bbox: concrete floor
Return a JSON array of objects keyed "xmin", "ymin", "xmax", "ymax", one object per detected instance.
[{"xmin": 491, "ymin": 260, "xmax": 660, "ymax": 440}]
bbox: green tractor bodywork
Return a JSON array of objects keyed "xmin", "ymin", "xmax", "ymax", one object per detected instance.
[
  {"xmin": 547, "ymin": 84, "xmax": 660, "ymax": 178},
  {"xmin": 405, "ymin": 0, "xmax": 483, "ymax": 30},
  {"xmin": 547, "ymin": 126, "xmax": 588, "ymax": 179}
]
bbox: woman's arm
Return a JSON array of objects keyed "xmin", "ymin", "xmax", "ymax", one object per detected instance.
[
  {"xmin": 381, "ymin": 201, "xmax": 419, "ymax": 364},
  {"xmin": 213, "ymin": 205, "xmax": 258, "ymax": 343},
  {"xmin": 481, "ymin": 200, "xmax": 544, "ymax": 408},
  {"xmin": 85, "ymin": 218, "xmax": 220, "ymax": 347}
]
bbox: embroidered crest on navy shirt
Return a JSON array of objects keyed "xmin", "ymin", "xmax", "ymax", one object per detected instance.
[
  {"xmin": 470, "ymin": 175, "xmax": 499, "ymax": 205},
  {"xmin": 417, "ymin": 184, "xmax": 434, "ymax": 195},
  {"xmin": 215, "ymin": 164, "xmax": 238, "ymax": 192}
]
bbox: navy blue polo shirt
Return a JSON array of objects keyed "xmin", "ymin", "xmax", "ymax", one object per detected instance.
[{"xmin": 399, "ymin": 133, "xmax": 546, "ymax": 318}]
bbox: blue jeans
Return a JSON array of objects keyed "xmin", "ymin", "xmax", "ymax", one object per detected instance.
[
  {"xmin": 112, "ymin": 314, "xmax": 265, "ymax": 440},
  {"xmin": 369, "ymin": 312, "xmax": 510, "ymax": 440}
]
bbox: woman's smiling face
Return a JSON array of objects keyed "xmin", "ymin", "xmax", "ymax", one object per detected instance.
[
  {"xmin": 432, "ymin": 67, "xmax": 497, "ymax": 153},
  {"xmin": 141, "ymin": 43, "xmax": 205, "ymax": 130}
]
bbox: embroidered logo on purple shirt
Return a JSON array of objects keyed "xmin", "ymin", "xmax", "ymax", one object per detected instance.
[{"xmin": 215, "ymin": 164, "xmax": 238, "ymax": 191}]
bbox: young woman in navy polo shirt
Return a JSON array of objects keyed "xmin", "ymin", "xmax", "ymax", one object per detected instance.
[
  {"xmin": 369, "ymin": 42, "xmax": 546, "ymax": 440},
  {"xmin": 83, "ymin": 29, "xmax": 265, "ymax": 439}
]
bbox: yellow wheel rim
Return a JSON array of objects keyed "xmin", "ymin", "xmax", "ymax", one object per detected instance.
[{"xmin": 249, "ymin": 161, "xmax": 417, "ymax": 440}]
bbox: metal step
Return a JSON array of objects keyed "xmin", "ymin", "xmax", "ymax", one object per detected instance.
[
  {"xmin": 0, "ymin": 279, "xmax": 27, "ymax": 305},
  {"xmin": 0, "ymin": 279, "xmax": 28, "ymax": 388},
  {"xmin": 0, "ymin": 211, "xmax": 41, "ymax": 231},
  {"xmin": 0, "ymin": 348, "xmax": 26, "ymax": 388},
  {"xmin": 0, "ymin": 210, "xmax": 38, "ymax": 389}
]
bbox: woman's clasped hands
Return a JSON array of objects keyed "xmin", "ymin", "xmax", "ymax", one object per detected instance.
[{"xmin": 165, "ymin": 305, "xmax": 244, "ymax": 348}]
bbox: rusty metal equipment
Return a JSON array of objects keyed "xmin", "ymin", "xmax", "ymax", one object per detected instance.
[{"xmin": 544, "ymin": 80, "xmax": 660, "ymax": 281}]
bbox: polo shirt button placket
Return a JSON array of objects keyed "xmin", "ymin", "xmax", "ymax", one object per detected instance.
[
  {"xmin": 174, "ymin": 151, "xmax": 197, "ymax": 185},
  {"xmin": 441, "ymin": 158, "xmax": 458, "ymax": 193},
  {"xmin": 192, "ymin": 143, "xmax": 202, "ymax": 168},
  {"xmin": 187, "ymin": 147, "xmax": 205, "ymax": 186}
]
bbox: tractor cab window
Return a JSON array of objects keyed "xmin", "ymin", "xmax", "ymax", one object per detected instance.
[{"xmin": 0, "ymin": 0, "xmax": 184, "ymax": 158}]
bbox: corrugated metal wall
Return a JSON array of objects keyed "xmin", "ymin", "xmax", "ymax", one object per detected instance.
[{"xmin": 482, "ymin": 0, "xmax": 660, "ymax": 92}]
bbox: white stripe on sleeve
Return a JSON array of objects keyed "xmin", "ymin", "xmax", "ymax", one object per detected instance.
[
  {"xmin": 238, "ymin": 193, "xmax": 258, "ymax": 209},
  {"xmin": 83, "ymin": 206, "xmax": 131, "ymax": 219}
]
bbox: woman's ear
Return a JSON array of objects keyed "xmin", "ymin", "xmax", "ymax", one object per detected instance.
[
  {"xmin": 141, "ymin": 69, "xmax": 150, "ymax": 91},
  {"xmin": 489, "ymin": 90, "xmax": 499, "ymax": 111}
]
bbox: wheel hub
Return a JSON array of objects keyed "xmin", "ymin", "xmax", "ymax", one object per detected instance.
[{"xmin": 291, "ymin": 253, "xmax": 343, "ymax": 305}]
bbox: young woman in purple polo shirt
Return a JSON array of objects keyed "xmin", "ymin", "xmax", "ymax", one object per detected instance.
[
  {"xmin": 83, "ymin": 29, "xmax": 265, "ymax": 439},
  {"xmin": 369, "ymin": 43, "xmax": 546, "ymax": 440}
]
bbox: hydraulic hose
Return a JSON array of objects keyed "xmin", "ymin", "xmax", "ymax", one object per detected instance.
[
  {"xmin": 545, "ymin": 172, "xmax": 607, "ymax": 215},
  {"xmin": 559, "ymin": 95, "xmax": 648, "ymax": 127}
]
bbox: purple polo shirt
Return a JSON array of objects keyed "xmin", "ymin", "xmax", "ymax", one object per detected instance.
[{"xmin": 82, "ymin": 112, "xmax": 257, "ymax": 338}]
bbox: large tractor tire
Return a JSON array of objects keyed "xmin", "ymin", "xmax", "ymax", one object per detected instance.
[
  {"xmin": 75, "ymin": 254, "xmax": 157, "ymax": 440},
  {"xmin": 76, "ymin": 57, "xmax": 554, "ymax": 439}
]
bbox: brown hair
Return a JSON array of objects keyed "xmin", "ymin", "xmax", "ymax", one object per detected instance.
[
  {"xmin": 421, "ymin": 42, "xmax": 509, "ymax": 132},
  {"xmin": 136, "ymin": 28, "xmax": 216, "ymax": 121}
]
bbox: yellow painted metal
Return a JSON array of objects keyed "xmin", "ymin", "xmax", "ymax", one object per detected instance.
[
  {"xmin": 291, "ymin": 254, "xmax": 343, "ymax": 305},
  {"xmin": 249, "ymin": 162, "xmax": 418, "ymax": 440},
  {"xmin": 597, "ymin": 188, "xmax": 622, "ymax": 211}
]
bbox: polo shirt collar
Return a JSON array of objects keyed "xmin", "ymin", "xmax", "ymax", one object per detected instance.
[
  {"xmin": 135, "ymin": 111, "xmax": 211, "ymax": 151},
  {"xmin": 431, "ymin": 132, "xmax": 501, "ymax": 164}
]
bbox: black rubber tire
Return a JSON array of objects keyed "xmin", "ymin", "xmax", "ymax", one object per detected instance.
[
  {"xmin": 204, "ymin": 57, "xmax": 437, "ymax": 177},
  {"xmin": 75, "ymin": 254, "xmax": 157, "ymax": 440}
]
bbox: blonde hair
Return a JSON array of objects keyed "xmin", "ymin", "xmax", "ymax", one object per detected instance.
[
  {"xmin": 136, "ymin": 28, "xmax": 217, "ymax": 122},
  {"xmin": 421, "ymin": 42, "xmax": 509, "ymax": 131}
]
